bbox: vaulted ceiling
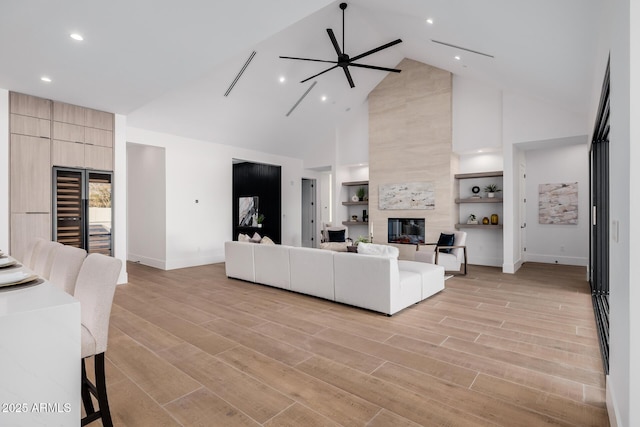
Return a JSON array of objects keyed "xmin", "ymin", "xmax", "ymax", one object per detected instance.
[{"xmin": 0, "ymin": 0, "xmax": 602, "ymax": 159}]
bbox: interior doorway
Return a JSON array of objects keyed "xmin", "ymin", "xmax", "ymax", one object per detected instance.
[{"xmin": 301, "ymin": 178, "xmax": 317, "ymax": 248}]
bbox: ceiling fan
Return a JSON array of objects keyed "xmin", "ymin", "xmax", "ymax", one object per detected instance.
[{"xmin": 279, "ymin": 2, "xmax": 402, "ymax": 88}]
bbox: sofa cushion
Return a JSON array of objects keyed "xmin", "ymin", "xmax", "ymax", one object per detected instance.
[
  {"xmin": 225, "ymin": 241, "xmax": 255, "ymax": 282},
  {"xmin": 398, "ymin": 260, "xmax": 445, "ymax": 300},
  {"xmin": 289, "ymin": 247, "xmax": 335, "ymax": 300},
  {"xmin": 253, "ymin": 244, "xmax": 291, "ymax": 289},
  {"xmin": 320, "ymin": 242, "xmax": 349, "ymax": 252},
  {"xmin": 357, "ymin": 242, "xmax": 399, "ymax": 258}
]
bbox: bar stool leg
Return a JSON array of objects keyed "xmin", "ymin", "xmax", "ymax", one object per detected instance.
[
  {"xmin": 81, "ymin": 354, "xmax": 113, "ymax": 427},
  {"xmin": 94, "ymin": 353, "xmax": 113, "ymax": 427}
]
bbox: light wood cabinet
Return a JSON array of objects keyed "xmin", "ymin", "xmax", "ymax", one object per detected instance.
[
  {"xmin": 85, "ymin": 108, "xmax": 113, "ymax": 130},
  {"xmin": 10, "ymin": 213, "xmax": 51, "ymax": 260},
  {"xmin": 53, "ymin": 101, "xmax": 85, "ymax": 126},
  {"xmin": 85, "ymin": 145, "xmax": 113, "ymax": 170},
  {"xmin": 10, "ymin": 114, "xmax": 50, "ymax": 138},
  {"xmin": 52, "ymin": 121, "xmax": 84, "ymax": 143},
  {"xmin": 10, "ymin": 92, "xmax": 51, "ymax": 119},
  {"xmin": 52, "ymin": 140, "xmax": 85, "ymax": 168},
  {"xmin": 10, "ymin": 135, "xmax": 51, "ymax": 213},
  {"xmin": 8, "ymin": 92, "xmax": 114, "ymax": 258},
  {"xmin": 84, "ymin": 127, "xmax": 113, "ymax": 147}
]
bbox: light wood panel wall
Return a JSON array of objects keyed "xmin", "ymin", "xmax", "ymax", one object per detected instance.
[{"xmin": 368, "ymin": 58, "xmax": 456, "ymax": 259}]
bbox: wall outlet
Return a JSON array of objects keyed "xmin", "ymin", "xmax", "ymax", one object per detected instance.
[{"xmin": 560, "ymin": 245, "xmax": 565, "ymax": 252}]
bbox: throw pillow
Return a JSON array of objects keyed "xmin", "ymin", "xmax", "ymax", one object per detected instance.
[
  {"xmin": 436, "ymin": 233, "xmax": 455, "ymax": 254},
  {"xmin": 250, "ymin": 232, "xmax": 262, "ymax": 243},
  {"xmin": 238, "ymin": 233, "xmax": 251, "ymax": 242},
  {"xmin": 327, "ymin": 229, "xmax": 346, "ymax": 242},
  {"xmin": 260, "ymin": 236, "xmax": 275, "ymax": 245},
  {"xmin": 357, "ymin": 242, "xmax": 399, "ymax": 258},
  {"xmin": 319, "ymin": 242, "xmax": 349, "ymax": 252}
]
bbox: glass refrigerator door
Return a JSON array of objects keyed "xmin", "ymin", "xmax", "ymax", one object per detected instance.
[
  {"xmin": 54, "ymin": 169, "xmax": 85, "ymax": 249},
  {"xmin": 87, "ymin": 172, "xmax": 112, "ymax": 255}
]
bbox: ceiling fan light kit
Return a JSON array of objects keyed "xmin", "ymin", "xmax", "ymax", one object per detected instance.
[{"xmin": 280, "ymin": 2, "xmax": 402, "ymax": 88}]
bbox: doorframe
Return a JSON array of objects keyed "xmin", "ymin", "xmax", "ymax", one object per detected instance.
[{"xmin": 301, "ymin": 178, "xmax": 317, "ymax": 248}]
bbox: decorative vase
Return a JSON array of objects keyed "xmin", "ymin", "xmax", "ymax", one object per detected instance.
[
  {"xmin": 482, "ymin": 217, "xmax": 490, "ymax": 225},
  {"xmin": 491, "ymin": 214, "xmax": 499, "ymax": 225}
]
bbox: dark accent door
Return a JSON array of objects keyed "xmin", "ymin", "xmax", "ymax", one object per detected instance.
[{"xmin": 232, "ymin": 162, "xmax": 282, "ymax": 243}]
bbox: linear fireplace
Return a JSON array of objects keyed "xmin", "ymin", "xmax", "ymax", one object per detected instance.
[{"xmin": 388, "ymin": 218, "xmax": 425, "ymax": 244}]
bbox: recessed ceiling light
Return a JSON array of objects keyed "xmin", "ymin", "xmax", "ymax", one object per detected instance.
[
  {"xmin": 454, "ymin": 55, "xmax": 461, "ymax": 61},
  {"xmin": 279, "ymin": 76, "xmax": 286, "ymax": 83},
  {"xmin": 321, "ymin": 95, "xmax": 327, "ymax": 102},
  {"xmin": 70, "ymin": 33, "xmax": 84, "ymax": 41},
  {"xmin": 40, "ymin": 76, "xmax": 52, "ymax": 83},
  {"xmin": 426, "ymin": 18, "xmax": 434, "ymax": 25}
]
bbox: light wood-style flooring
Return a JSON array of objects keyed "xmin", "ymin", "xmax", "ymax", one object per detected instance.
[{"xmin": 88, "ymin": 261, "xmax": 609, "ymax": 426}]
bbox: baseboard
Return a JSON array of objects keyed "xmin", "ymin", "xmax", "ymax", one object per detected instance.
[
  {"xmin": 117, "ymin": 271, "xmax": 128, "ymax": 285},
  {"xmin": 165, "ymin": 253, "xmax": 225, "ymax": 270},
  {"xmin": 128, "ymin": 253, "xmax": 167, "ymax": 270},
  {"xmin": 606, "ymin": 375, "xmax": 620, "ymax": 427},
  {"xmin": 468, "ymin": 256, "xmax": 502, "ymax": 267},
  {"xmin": 524, "ymin": 253, "xmax": 588, "ymax": 266}
]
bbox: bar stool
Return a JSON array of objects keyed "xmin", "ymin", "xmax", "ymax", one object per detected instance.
[
  {"xmin": 21, "ymin": 237, "xmax": 46, "ymax": 269},
  {"xmin": 74, "ymin": 253, "xmax": 122, "ymax": 427},
  {"xmin": 32, "ymin": 240, "xmax": 63, "ymax": 279},
  {"xmin": 49, "ymin": 245, "xmax": 87, "ymax": 295}
]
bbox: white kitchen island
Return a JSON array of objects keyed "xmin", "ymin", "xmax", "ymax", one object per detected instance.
[{"xmin": 0, "ymin": 274, "xmax": 80, "ymax": 426}]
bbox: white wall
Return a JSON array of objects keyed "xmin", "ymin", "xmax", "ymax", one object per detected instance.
[
  {"xmin": 502, "ymin": 92, "xmax": 588, "ymax": 144},
  {"xmin": 336, "ymin": 100, "xmax": 369, "ymax": 167},
  {"xmin": 114, "ymin": 114, "xmax": 128, "ymax": 284},
  {"xmin": 501, "ymin": 91, "xmax": 589, "ymax": 273},
  {"xmin": 127, "ymin": 143, "xmax": 166, "ymax": 269},
  {"xmin": 523, "ymin": 143, "xmax": 589, "ymax": 266},
  {"xmin": 453, "ymin": 76, "xmax": 503, "ymax": 153},
  {"xmin": 458, "ymin": 152, "xmax": 503, "ymax": 172},
  {"xmin": 0, "ymin": 89, "xmax": 8, "ymax": 252},
  {"xmin": 605, "ymin": 0, "xmax": 639, "ymax": 425},
  {"xmin": 126, "ymin": 127, "xmax": 304, "ymax": 270}
]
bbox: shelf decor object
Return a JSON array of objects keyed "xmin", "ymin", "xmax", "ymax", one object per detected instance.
[{"xmin": 342, "ymin": 180, "xmax": 369, "ymax": 226}]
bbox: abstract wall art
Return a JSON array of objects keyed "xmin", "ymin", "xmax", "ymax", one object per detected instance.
[
  {"xmin": 379, "ymin": 182, "xmax": 435, "ymax": 210},
  {"xmin": 538, "ymin": 182, "xmax": 578, "ymax": 225}
]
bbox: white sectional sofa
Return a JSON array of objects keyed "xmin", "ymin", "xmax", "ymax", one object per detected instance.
[{"xmin": 224, "ymin": 241, "xmax": 445, "ymax": 315}]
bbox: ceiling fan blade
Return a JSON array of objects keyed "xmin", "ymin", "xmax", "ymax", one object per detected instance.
[
  {"xmin": 343, "ymin": 67, "xmax": 355, "ymax": 88},
  {"xmin": 349, "ymin": 39, "xmax": 403, "ymax": 62},
  {"xmin": 326, "ymin": 29, "xmax": 343, "ymax": 56},
  {"xmin": 300, "ymin": 65, "xmax": 339, "ymax": 83},
  {"xmin": 349, "ymin": 63, "xmax": 402, "ymax": 73},
  {"xmin": 279, "ymin": 56, "xmax": 338, "ymax": 64}
]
